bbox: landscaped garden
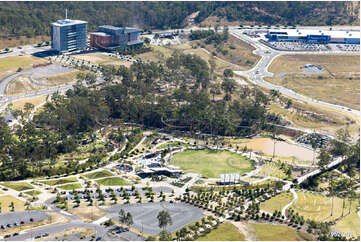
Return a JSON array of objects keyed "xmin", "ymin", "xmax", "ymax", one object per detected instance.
[
  {"xmin": 57, "ymin": 183, "xmax": 82, "ymax": 190},
  {"xmin": 84, "ymin": 170, "xmax": 114, "ymax": 179},
  {"xmin": 38, "ymin": 177, "xmax": 78, "ymax": 186},
  {"xmin": 1, "ymin": 182, "xmax": 34, "ymax": 191},
  {"xmin": 96, "ymin": 177, "xmax": 130, "ymax": 186},
  {"xmin": 170, "ymin": 149, "xmax": 254, "ymax": 178}
]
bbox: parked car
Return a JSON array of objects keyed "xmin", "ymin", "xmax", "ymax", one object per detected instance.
[
  {"xmin": 96, "ymin": 236, "xmax": 102, "ymax": 241},
  {"xmin": 13, "ymin": 232, "xmax": 19, "ymax": 237},
  {"xmin": 42, "ymin": 233, "xmax": 49, "ymax": 237}
]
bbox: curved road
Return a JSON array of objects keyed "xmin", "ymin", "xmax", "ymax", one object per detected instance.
[{"xmin": 231, "ymin": 31, "xmax": 360, "ymax": 118}]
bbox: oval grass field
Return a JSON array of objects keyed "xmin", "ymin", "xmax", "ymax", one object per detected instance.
[{"xmin": 170, "ymin": 149, "xmax": 254, "ymax": 178}]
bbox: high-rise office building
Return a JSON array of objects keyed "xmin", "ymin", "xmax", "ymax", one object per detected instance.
[{"xmin": 51, "ymin": 19, "xmax": 87, "ymax": 53}]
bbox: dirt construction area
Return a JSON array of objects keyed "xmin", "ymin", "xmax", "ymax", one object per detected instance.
[
  {"xmin": 3, "ymin": 64, "xmax": 77, "ymax": 96},
  {"xmin": 106, "ymin": 202, "xmax": 204, "ymax": 235}
]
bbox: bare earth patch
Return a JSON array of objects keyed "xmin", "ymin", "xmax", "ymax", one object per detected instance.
[{"xmin": 68, "ymin": 206, "xmax": 106, "ymax": 223}]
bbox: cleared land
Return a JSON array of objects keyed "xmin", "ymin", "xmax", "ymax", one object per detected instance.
[
  {"xmin": 267, "ymin": 55, "xmax": 360, "ymax": 110},
  {"xmin": 96, "ymin": 177, "xmax": 130, "ymax": 186},
  {"xmin": 68, "ymin": 206, "xmax": 106, "ymax": 223},
  {"xmin": 197, "ymin": 222, "xmax": 246, "ymax": 241},
  {"xmin": 291, "ymin": 191, "xmax": 345, "ymax": 222},
  {"xmin": 6, "ymin": 70, "xmax": 82, "ymax": 96},
  {"xmin": 0, "ymin": 195, "xmax": 25, "ymax": 212},
  {"xmin": 170, "ymin": 149, "xmax": 254, "ymax": 178},
  {"xmin": 0, "ymin": 55, "xmax": 48, "ymax": 80},
  {"xmin": 1, "ymin": 182, "xmax": 34, "ymax": 191},
  {"xmin": 57, "ymin": 183, "xmax": 82, "ymax": 190},
  {"xmin": 248, "ymin": 223, "xmax": 313, "ymax": 241},
  {"xmin": 260, "ymin": 192, "xmax": 294, "ymax": 213},
  {"xmin": 38, "ymin": 177, "xmax": 78, "ymax": 186},
  {"xmin": 84, "ymin": 170, "xmax": 113, "ymax": 179},
  {"xmin": 10, "ymin": 95, "xmax": 47, "ymax": 110},
  {"xmin": 73, "ymin": 52, "xmax": 132, "ymax": 67}
]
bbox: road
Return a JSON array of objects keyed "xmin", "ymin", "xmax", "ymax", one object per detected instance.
[{"xmin": 230, "ymin": 30, "xmax": 360, "ymax": 118}]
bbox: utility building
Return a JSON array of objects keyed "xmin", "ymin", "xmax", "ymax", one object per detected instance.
[{"xmin": 51, "ymin": 19, "xmax": 87, "ymax": 53}]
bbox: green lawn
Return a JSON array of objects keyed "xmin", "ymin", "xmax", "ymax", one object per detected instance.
[
  {"xmin": 260, "ymin": 192, "xmax": 294, "ymax": 214},
  {"xmin": 24, "ymin": 190, "xmax": 42, "ymax": 196},
  {"xmin": 84, "ymin": 170, "xmax": 113, "ymax": 179},
  {"xmin": 58, "ymin": 183, "xmax": 82, "ymax": 190},
  {"xmin": 332, "ymin": 198, "xmax": 360, "ymax": 238},
  {"xmin": 1, "ymin": 182, "xmax": 34, "ymax": 191},
  {"xmin": 38, "ymin": 177, "xmax": 78, "ymax": 186},
  {"xmin": 158, "ymin": 141, "xmax": 190, "ymax": 149},
  {"xmin": 96, "ymin": 177, "xmax": 130, "ymax": 186},
  {"xmin": 249, "ymin": 223, "xmax": 313, "ymax": 241},
  {"xmin": 170, "ymin": 149, "xmax": 254, "ymax": 178},
  {"xmin": 291, "ymin": 191, "xmax": 344, "ymax": 222},
  {"xmin": 258, "ymin": 163, "xmax": 288, "ymax": 179},
  {"xmin": 197, "ymin": 222, "xmax": 246, "ymax": 241}
]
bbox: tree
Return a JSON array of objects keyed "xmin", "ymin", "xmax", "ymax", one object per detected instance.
[
  {"xmin": 158, "ymin": 230, "xmax": 172, "ymax": 241},
  {"xmin": 317, "ymin": 148, "xmax": 331, "ymax": 170},
  {"xmin": 125, "ymin": 212, "xmax": 133, "ymax": 227},
  {"xmin": 223, "ymin": 69, "xmax": 234, "ymax": 78},
  {"xmin": 9, "ymin": 202, "xmax": 15, "ymax": 212},
  {"xmin": 119, "ymin": 209, "xmax": 126, "ymax": 223},
  {"xmin": 157, "ymin": 210, "xmax": 172, "ymax": 231}
]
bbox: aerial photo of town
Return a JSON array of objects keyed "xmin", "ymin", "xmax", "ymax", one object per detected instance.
[{"xmin": 0, "ymin": 1, "xmax": 359, "ymax": 241}]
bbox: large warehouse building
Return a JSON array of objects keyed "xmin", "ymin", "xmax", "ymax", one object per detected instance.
[
  {"xmin": 90, "ymin": 25, "xmax": 142, "ymax": 49},
  {"xmin": 265, "ymin": 29, "xmax": 360, "ymax": 44},
  {"xmin": 51, "ymin": 19, "xmax": 87, "ymax": 53}
]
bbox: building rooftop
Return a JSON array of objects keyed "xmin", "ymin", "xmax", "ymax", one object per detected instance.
[
  {"xmin": 52, "ymin": 19, "xmax": 87, "ymax": 27},
  {"xmin": 90, "ymin": 32, "xmax": 111, "ymax": 37},
  {"xmin": 99, "ymin": 25, "xmax": 141, "ymax": 33},
  {"xmin": 268, "ymin": 28, "xmax": 360, "ymax": 39}
]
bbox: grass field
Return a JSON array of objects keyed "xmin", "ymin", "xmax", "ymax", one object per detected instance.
[
  {"xmin": 10, "ymin": 95, "xmax": 47, "ymax": 110},
  {"xmin": 0, "ymin": 195, "xmax": 25, "ymax": 212},
  {"xmin": 57, "ymin": 183, "xmax": 82, "ymax": 190},
  {"xmin": 38, "ymin": 177, "xmax": 78, "ymax": 186},
  {"xmin": 0, "ymin": 35, "xmax": 49, "ymax": 49},
  {"xmin": 248, "ymin": 223, "xmax": 313, "ymax": 241},
  {"xmin": 170, "ymin": 149, "xmax": 254, "ymax": 178},
  {"xmin": 258, "ymin": 163, "xmax": 288, "ymax": 179},
  {"xmin": 0, "ymin": 55, "xmax": 48, "ymax": 80},
  {"xmin": 1, "ymin": 182, "xmax": 34, "ymax": 191},
  {"xmin": 194, "ymin": 35, "xmax": 260, "ymax": 71},
  {"xmin": 260, "ymin": 192, "xmax": 294, "ymax": 213},
  {"xmin": 197, "ymin": 222, "xmax": 246, "ymax": 241},
  {"xmin": 269, "ymin": 55, "xmax": 360, "ymax": 74},
  {"xmin": 267, "ymin": 55, "xmax": 360, "ymax": 110},
  {"xmin": 332, "ymin": 198, "xmax": 360, "ymax": 238},
  {"xmin": 24, "ymin": 190, "xmax": 42, "ymax": 197},
  {"xmin": 96, "ymin": 177, "xmax": 130, "ymax": 186},
  {"xmin": 84, "ymin": 170, "xmax": 113, "ymax": 179},
  {"xmin": 291, "ymin": 191, "xmax": 345, "ymax": 222}
]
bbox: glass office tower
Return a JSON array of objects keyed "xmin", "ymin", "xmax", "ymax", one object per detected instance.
[{"xmin": 51, "ymin": 19, "xmax": 87, "ymax": 53}]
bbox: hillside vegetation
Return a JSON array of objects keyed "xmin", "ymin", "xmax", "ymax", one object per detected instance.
[{"xmin": 0, "ymin": 1, "xmax": 358, "ymax": 39}]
